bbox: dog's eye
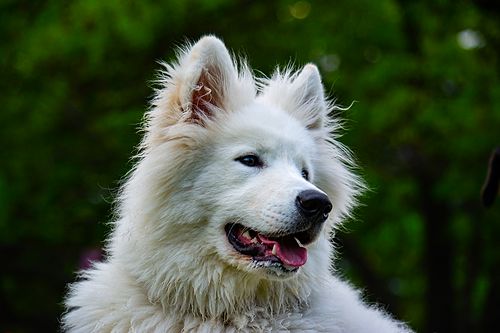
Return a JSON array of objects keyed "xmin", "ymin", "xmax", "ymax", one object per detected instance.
[
  {"xmin": 301, "ymin": 169, "xmax": 309, "ymax": 181},
  {"xmin": 235, "ymin": 154, "xmax": 263, "ymax": 168}
]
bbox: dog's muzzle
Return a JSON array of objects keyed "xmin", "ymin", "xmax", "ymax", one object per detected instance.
[{"xmin": 225, "ymin": 190, "xmax": 332, "ymax": 271}]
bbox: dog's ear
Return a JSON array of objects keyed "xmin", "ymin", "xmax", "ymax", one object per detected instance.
[
  {"xmin": 290, "ymin": 64, "xmax": 327, "ymax": 130},
  {"xmin": 178, "ymin": 36, "xmax": 237, "ymax": 124}
]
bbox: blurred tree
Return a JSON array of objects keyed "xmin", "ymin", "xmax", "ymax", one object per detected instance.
[{"xmin": 0, "ymin": 0, "xmax": 498, "ymax": 332}]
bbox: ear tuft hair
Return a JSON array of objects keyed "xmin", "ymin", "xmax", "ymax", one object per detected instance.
[
  {"xmin": 143, "ymin": 36, "xmax": 257, "ymax": 149},
  {"xmin": 258, "ymin": 63, "xmax": 328, "ymax": 131},
  {"xmin": 291, "ymin": 64, "xmax": 327, "ymax": 130},
  {"xmin": 179, "ymin": 36, "xmax": 236, "ymax": 125}
]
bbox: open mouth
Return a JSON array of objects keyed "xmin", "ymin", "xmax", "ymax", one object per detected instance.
[{"xmin": 225, "ymin": 223, "xmax": 314, "ymax": 272}]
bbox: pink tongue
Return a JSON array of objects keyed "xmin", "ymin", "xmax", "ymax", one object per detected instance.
[{"xmin": 259, "ymin": 235, "xmax": 307, "ymax": 267}]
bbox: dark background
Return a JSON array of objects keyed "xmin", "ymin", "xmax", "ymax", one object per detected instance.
[{"xmin": 1, "ymin": 0, "xmax": 499, "ymax": 332}]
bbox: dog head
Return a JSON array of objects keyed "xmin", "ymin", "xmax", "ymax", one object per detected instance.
[{"xmin": 117, "ymin": 36, "xmax": 362, "ymax": 284}]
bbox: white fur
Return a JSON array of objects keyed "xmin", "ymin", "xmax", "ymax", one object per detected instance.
[{"xmin": 63, "ymin": 36, "xmax": 412, "ymax": 332}]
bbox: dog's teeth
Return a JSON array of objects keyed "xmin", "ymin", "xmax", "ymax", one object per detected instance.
[
  {"xmin": 251, "ymin": 237, "xmax": 258, "ymax": 243},
  {"xmin": 272, "ymin": 244, "xmax": 277, "ymax": 255},
  {"xmin": 242, "ymin": 231, "xmax": 251, "ymax": 239},
  {"xmin": 294, "ymin": 237, "xmax": 305, "ymax": 248}
]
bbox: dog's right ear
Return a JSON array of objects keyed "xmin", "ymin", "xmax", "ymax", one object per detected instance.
[{"xmin": 175, "ymin": 36, "xmax": 237, "ymax": 125}]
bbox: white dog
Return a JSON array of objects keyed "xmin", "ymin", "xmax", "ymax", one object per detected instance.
[{"xmin": 63, "ymin": 36, "xmax": 412, "ymax": 332}]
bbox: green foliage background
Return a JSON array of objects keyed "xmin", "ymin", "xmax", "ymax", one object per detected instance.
[{"xmin": 1, "ymin": 1, "xmax": 499, "ymax": 332}]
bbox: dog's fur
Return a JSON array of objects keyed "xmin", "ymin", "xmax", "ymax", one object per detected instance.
[{"xmin": 63, "ymin": 36, "xmax": 412, "ymax": 332}]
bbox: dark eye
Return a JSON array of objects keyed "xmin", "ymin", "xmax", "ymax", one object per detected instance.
[
  {"xmin": 301, "ymin": 169, "xmax": 309, "ymax": 181},
  {"xmin": 235, "ymin": 154, "xmax": 263, "ymax": 168}
]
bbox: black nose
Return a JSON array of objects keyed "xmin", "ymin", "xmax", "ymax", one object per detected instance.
[{"xmin": 296, "ymin": 190, "xmax": 332, "ymax": 220}]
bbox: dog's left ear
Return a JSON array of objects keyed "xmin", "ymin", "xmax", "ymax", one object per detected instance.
[
  {"xmin": 178, "ymin": 36, "xmax": 237, "ymax": 124},
  {"xmin": 290, "ymin": 64, "xmax": 327, "ymax": 130}
]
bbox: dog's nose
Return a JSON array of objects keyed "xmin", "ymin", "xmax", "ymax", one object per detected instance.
[{"xmin": 296, "ymin": 190, "xmax": 332, "ymax": 220}]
